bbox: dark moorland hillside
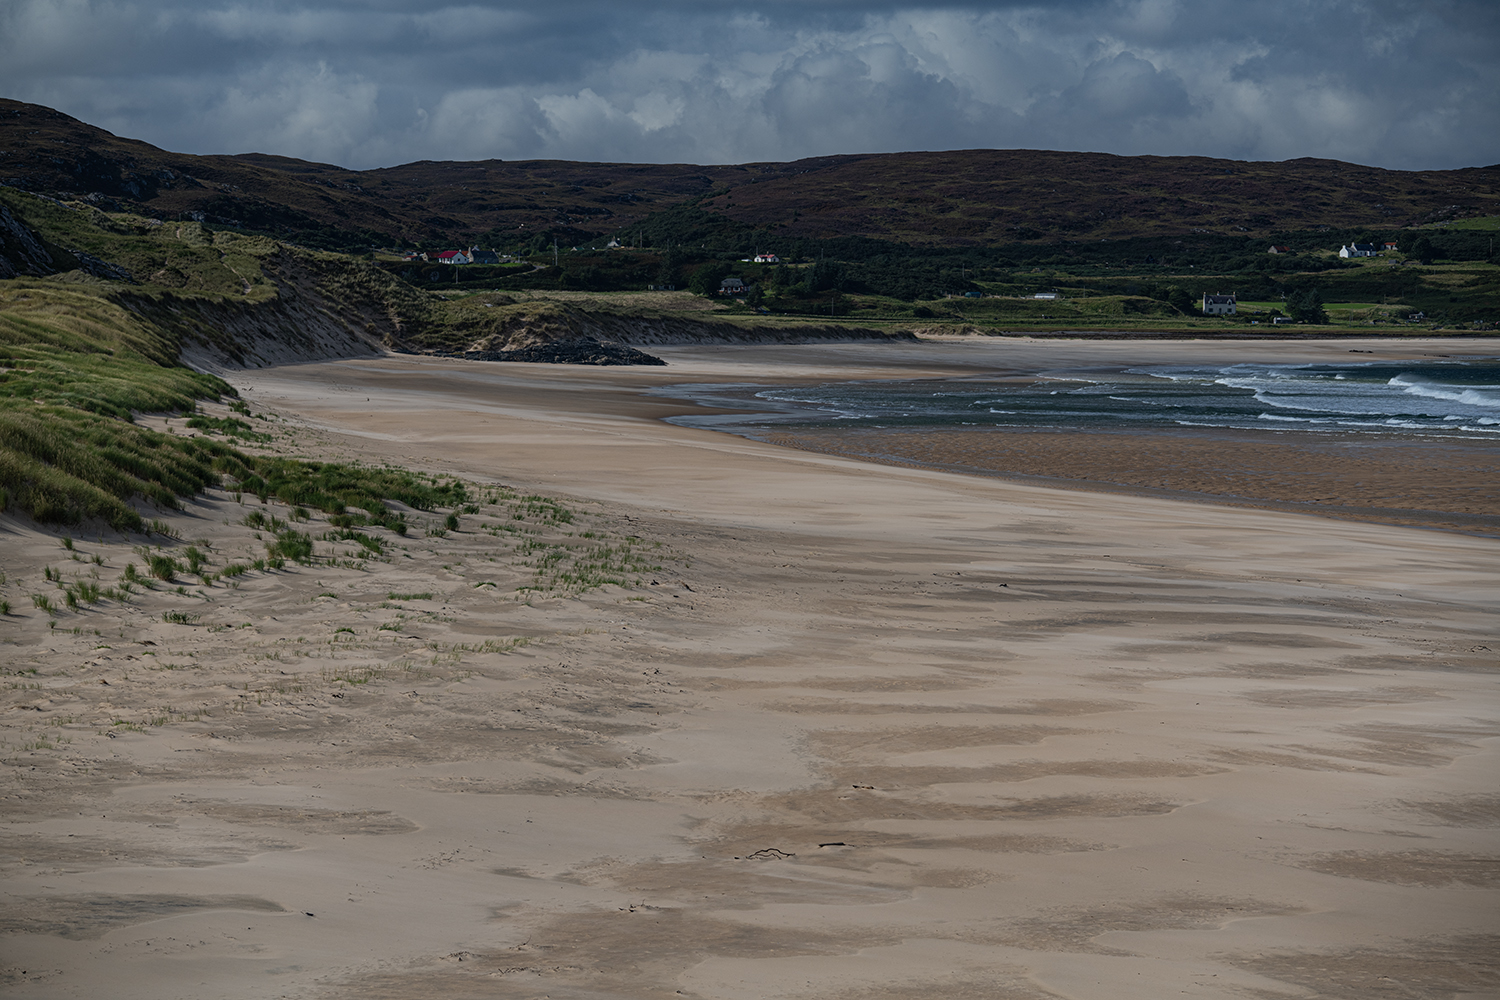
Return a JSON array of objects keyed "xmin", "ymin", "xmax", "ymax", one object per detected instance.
[{"xmin": 3, "ymin": 99, "xmax": 1497, "ymax": 251}]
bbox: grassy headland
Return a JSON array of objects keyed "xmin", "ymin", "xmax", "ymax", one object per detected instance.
[{"xmin": 0, "ymin": 188, "xmax": 475, "ymax": 531}]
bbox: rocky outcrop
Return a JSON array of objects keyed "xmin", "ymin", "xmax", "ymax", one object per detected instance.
[
  {"xmin": 460, "ymin": 304, "xmax": 915, "ymax": 354},
  {"xmin": 1, "ymin": 199, "xmax": 134, "ymax": 281},
  {"xmin": 72, "ymin": 250, "xmax": 136, "ymax": 283},
  {"xmin": 456, "ymin": 339, "xmax": 668, "ymax": 366},
  {"xmin": 0, "ymin": 204, "xmax": 73, "ymax": 278}
]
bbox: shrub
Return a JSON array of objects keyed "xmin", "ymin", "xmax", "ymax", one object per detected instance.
[{"xmin": 1287, "ymin": 287, "xmax": 1329, "ymax": 324}]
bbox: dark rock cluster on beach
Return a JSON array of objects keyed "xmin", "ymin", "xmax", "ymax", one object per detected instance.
[{"xmin": 460, "ymin": 339, "xmax": 668, "ymax": 366}]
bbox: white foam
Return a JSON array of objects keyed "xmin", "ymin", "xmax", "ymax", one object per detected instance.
[{"xmin": 1389, "ymin": 374, "xmax": 1500, "ymax": 409}]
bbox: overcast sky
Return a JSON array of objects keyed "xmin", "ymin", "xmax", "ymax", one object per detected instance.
[{"xmin": 3, "ymin": 0, "xmax": 1497, "ymax": 171}]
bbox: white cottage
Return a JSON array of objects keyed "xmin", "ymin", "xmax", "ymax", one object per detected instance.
[{"xmin": 1202, "ymin": 292, "xmax": 1237, "ymax": 315}]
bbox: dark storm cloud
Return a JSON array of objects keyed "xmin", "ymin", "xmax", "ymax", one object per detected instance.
[{"xmin": 1, "ymin": 0, "xmax": 1495, "ymax": 170}]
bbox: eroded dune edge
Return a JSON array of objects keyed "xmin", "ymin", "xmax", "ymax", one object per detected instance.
[{"xmin": 2, "ymin": 339, "xmax": 1497, "ymax": 1000}]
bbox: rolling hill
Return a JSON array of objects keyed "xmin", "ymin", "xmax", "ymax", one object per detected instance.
[{"xmin": 3, "ymin": 98, "xmax": 1497, "ymax": 250}]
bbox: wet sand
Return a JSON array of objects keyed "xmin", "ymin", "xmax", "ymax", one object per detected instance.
[
  {"xmin": 756, "ymin": 425, "xmax": 1500, "ymax": 535},
  {"xmin": 1, "ymin": 336, "xmax": 1497, "ymax": 1000}
]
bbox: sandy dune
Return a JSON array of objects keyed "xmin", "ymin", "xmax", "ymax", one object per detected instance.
[{"xmin": 2, "ymin": 337, "xmax": 1497, "ymax": 1000}]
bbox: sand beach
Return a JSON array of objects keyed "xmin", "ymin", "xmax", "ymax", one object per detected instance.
[{"xmin": 1, "ymin": 336, "xmax": 1497, "ymax": 999}]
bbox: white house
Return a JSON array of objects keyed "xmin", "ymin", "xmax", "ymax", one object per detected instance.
[
  {"xmin": 1202, "ymin": 292, "xmax": 1237, "ymax": 315},
  {"xmin": 1339, "ymin": 243, "xmax": 1378, "ymax": 258},
  {"xmin": 753, "ymin": 253, "xmax": 780, "ymax": 264},
  {"xmin": 1032, "ymin": 292, "xmax": 1059, "ymax": 300}
]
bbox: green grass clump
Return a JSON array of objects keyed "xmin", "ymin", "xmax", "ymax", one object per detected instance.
[
  {"xmin": 265, "ymin": 528, "xmax": 314, "ymax": 564},
  {"xmin": 516, "ymin": 495, "xmax": 574, "ymax": 525},
  {"xmin": 387, "ymin": 591, "xmax": 433, "ymax": 601},
  {"xmin": 238, "ymin": 458, "xmax": 463, "ymax": 518},
  {"xmin": 184, "ymin": 545, "xmax": 207, "ymax": 574},
  {"xmin": 328, "ymin": 528, "xmax": 384, "ymax": 555},
  {"xmin": 185, "ymin": 414, "xmax": 270, "ymax": 442},
  {"xmin": 64, "ymin": 580, "xmax": 101, "ymax": 607},
  {"xmin": 241, "ymin": 509, "xmax": 285, "ymax": 531},
  {"xmin": 328, "ymin": 510, "xmax": 407, "ymax": 535},
  {"xmin": 147, "ymin": 554, "xmax": 180, "ymax": 580}
]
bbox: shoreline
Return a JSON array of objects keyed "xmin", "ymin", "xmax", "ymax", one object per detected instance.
[{"xmin": 642, "ymin": 342, "xmax": 1499, "ymax": 537}]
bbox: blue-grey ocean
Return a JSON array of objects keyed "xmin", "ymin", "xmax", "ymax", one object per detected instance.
[{"xmin": 663, "ymin": 360, "xmax": 1500, "ymax": 440}]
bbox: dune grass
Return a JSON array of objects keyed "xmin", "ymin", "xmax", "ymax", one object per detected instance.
[
  {"xmin": 0, "ymin": 281, "xmax": 247, "ymax": 530},
  {"xmin": 0, "ymin": 273, "xmax": 464, "ymax": 533}
]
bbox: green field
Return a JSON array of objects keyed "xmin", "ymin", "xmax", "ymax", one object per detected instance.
[{"xmin": 1419, "ymin": 215, "xmax": 1500, "ymax": 232}]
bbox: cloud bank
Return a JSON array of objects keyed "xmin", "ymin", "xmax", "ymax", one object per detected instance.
[{"xmin": 2, "ymin": 0, "xmax": 1496, "ymax": 171}]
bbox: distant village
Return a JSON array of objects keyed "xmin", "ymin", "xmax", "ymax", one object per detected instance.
[{"xmin": 393, "ymin": 235, "xmax": 1451, "ymax": 325}]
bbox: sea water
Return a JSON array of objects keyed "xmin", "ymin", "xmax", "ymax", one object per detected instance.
[{"xmin": 663, "ymin": 360, "xmax": 1500, "ymax": 440}]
